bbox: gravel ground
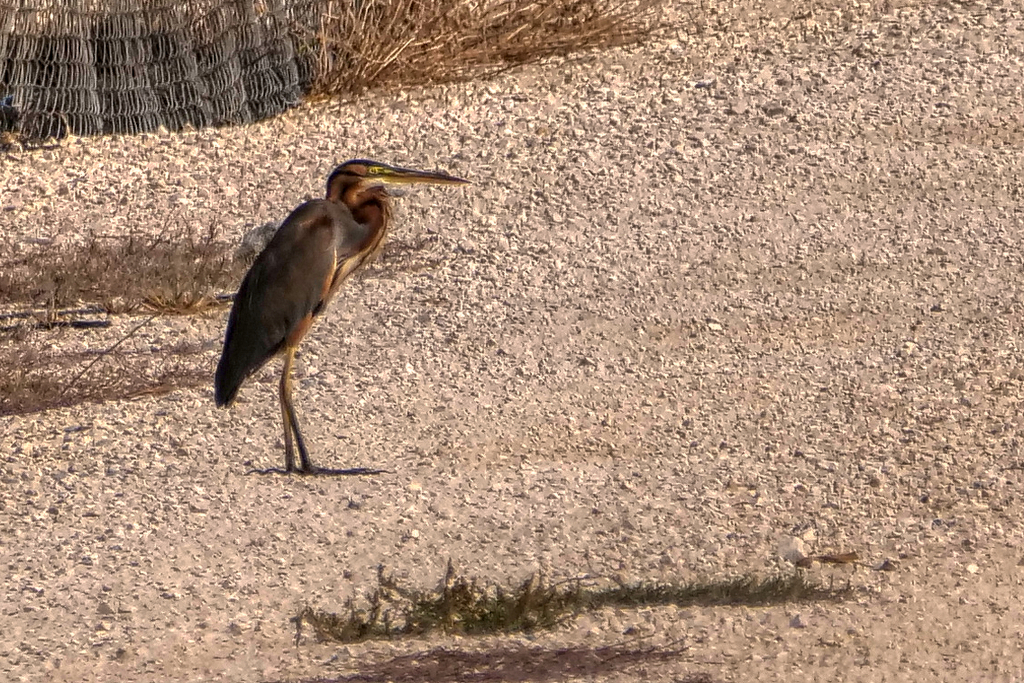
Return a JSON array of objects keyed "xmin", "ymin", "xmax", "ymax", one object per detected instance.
[{"xmin": 3, "ymin": 1, "xmax": 1024, "ymax": 681}]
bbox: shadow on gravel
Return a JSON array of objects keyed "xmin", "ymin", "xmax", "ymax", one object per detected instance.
[
  {"xmin": 286, "ymin": 642, "xmax": 711, "ymax": 683},
  {"xmin": 0, "ymin": 336, "xmax": 211, "ymax": 417}
]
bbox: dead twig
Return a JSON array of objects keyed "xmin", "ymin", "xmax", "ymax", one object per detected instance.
[{"xmin": 59, "ymin": 313, "xmax": 159, "ymax": 399}]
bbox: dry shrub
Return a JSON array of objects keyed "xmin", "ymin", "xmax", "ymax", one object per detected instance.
[
  {"xmin": 0, "ymin": 223, "xmax": 243, "ymax": 315},
  {"xmin": 310, "ymin": 0, "xmax": 666, "ymax": 97}
]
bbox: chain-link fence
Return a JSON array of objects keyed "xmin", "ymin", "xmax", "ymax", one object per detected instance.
[{"xmin": 0, "ymin": 0, "xmax": 320, "ymax": 139}]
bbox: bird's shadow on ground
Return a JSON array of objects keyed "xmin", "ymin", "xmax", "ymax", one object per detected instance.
[
  {"xmin": 245, "ymin": 466, "xmax": 391, "ymax": 477},
  {"xmin": 281, "ymin": 642, "xmax": 711, "ymax": 683}
]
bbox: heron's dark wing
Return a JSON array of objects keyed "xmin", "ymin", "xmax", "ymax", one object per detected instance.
[{"xmin": 215, "ymin": 201, "xmax": 350, "ymax": 406}]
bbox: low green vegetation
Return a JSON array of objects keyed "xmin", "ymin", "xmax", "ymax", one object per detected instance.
[{"xmin": 294, "ymin": 562, "xmax": 851, "ymax": 644}]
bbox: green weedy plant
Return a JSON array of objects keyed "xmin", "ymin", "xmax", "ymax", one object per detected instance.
[{"xmin": 293, "ymin": 561, "xmax": 851, "ymax": 644}]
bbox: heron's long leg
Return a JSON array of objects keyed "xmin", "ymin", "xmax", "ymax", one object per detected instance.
[
  {"xmin": 279, "ymin": 347, "xmax": 297, "ymax": 472},
  {"xmin": 280, "ymin": 346, "xmax": 316, "ymax": 473},
  {"xmin": 285, "ymin": 392, "xmax": 313, "ymax": 473}
]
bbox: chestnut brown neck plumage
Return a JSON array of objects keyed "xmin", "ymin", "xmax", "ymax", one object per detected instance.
[{"xmin": 326, "ymin": 174, "xmax": 392, "ymax": 256}]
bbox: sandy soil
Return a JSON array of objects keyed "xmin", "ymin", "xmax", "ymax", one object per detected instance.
[{"xmin": 3, "ymin": 1, "xmax": 1024, "ymax": 681}]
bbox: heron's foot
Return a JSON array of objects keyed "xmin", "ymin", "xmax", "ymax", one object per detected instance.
[
  {"xmin": 244, "ymin": 465, "xmax": 390, "ymax": 476},
  {"xmin": 246, "ymin": 466, "xmax": 292, "ymax": 475}
]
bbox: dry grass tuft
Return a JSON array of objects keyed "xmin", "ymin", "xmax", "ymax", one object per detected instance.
[
  {"xmin": 0, "ymin": 223, "xmax": 243, "ymax": 316},
  {"xmin": 293, "ymin": 561, "xmax": 851, "ymax": 644},
  {"xmin": 309, "ymin": 0, "xmax": 667, "ymax": 98}
]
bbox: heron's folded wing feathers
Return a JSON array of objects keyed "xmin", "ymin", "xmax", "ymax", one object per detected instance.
[{"xmin": 214, "ymin": 204, "xmax": 339, "ymax": 406}]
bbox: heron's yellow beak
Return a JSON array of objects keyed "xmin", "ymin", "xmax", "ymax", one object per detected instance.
[{"xmin": 369, "ymin": 163, "xmax": 469, "ymax": 186}]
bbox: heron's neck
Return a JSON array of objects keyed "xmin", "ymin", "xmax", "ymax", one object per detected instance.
[
  {"xmin": 343, "ymin": 186, "xmax": 391, "ymax": 257},
  {"xmin": 353, "ymin": 198, "xmax": 389, "ymax": 236}
]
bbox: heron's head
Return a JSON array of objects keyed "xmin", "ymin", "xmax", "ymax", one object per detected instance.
[{"xmin": 326, "ymin": 159, "xmax": 468, "ymax": 204}]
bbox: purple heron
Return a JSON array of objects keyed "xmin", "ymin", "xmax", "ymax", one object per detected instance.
[{"xmin": 214, "ymin": 159, "xmax": 469, "ymax": 475}]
